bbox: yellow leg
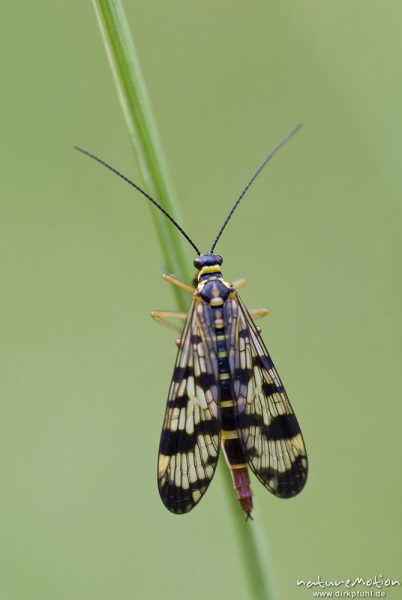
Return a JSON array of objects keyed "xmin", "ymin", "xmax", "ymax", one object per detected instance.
[
  {"xmin": 151, "ymin": 310, "xmax": 187, "ymax": 320},
  {"xmin": 162, "ymin": 274, "xmax": 194, "ymax": 294},
  {"xmin": 249, "ymin": 308, "xmax": 269, "ymax": 320},
  {"xmin": 151, "ymin": 310, "xmax": 187, "ymax": 334},
  {"xmin": 248, "ymin": 308, "xmax": 269, "ymax": 335},
  {"xmin": 231, "ymin": 278, "xmax": 247, "ymax": 289}
]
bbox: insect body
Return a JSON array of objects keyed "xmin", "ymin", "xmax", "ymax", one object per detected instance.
[
  {"xmin": 157, "ymin": 253, "xmax": 307, "ymax": 517},
  {"xmin": 75, "ymin": 124, "xmax": 308, "ymax": 518}
]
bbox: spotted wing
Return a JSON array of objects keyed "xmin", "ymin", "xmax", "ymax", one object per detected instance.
[
  {"xmin": 225, "ymin": 293, "xmax": 308, "ymax": 498},
  {"xmin": 158, "ymin": 296, "xmax": 221, "ymax": 513}
]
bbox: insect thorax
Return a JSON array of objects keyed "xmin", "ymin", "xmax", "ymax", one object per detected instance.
[
  {"xmin": 194, "ymin": 253, "xmax": 231, "ymax": 301},
  {"xmin": 196, "ymin": 269, "xmax": 231, "ymax": 304}
]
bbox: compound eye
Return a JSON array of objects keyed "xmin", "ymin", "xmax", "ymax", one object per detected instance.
[{"xmin": 193, "ymin": 257, "xmax": 202, "ymax": 269}]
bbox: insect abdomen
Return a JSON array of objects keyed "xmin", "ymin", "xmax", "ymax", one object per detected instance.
[{"xmin": 204, "ymin": 280, "xmax": 253, "ymax": 516}]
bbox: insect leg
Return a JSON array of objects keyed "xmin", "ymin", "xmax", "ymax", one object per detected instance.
[
  {"xmin": 231, "ymin": 278, "xmax": 247, "ymax": 289},
  {"xmin": 151, "ymin": 310, "xmax": 187, "ymax": 334},
  {"xmin": 249, "ymin": 307, "xmax": 269, "ymax": 320},
  {"xmin": 162, "ymin": 274, "xmax": 194, "ymax": 294}
]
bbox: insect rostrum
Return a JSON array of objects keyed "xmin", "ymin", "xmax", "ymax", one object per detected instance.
[{"xmin": 75, "ymin": 125, "xmax": 308, "ymax": 518}]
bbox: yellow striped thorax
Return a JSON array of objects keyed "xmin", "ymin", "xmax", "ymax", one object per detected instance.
[
  {"xmin": 194, "ymin": 253, "xmax": 231, "ymax": 303},
  {"xmin": 194, "ymin": 253, "xmax": 223, "ymax": 280}
]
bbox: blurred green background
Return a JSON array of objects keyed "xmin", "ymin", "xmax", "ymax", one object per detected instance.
[{"xmin": 1, "ymin": 1, "xmax": 401, "ymax": 599}]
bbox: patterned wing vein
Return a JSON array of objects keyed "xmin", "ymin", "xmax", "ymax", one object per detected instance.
[
  {"xmin": 158, "ymin": 297, "xmax": 221, "ymax": 513},
  {"xmin": 224, "ymin": 293, "xmax": 308, "ymax": 498}
]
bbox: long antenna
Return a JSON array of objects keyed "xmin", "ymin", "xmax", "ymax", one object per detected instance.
[
  {"xmin": 210, "ymin": 123, "xmax": 302, "ymax": 253},
  {"xmin": 74, "ymin": 146, "xmax": 201, "ymax": 255}
]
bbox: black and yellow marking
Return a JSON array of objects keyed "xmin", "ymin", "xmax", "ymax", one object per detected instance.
[
  {"xmin": 76, "ymin": 127, "xmax": 307, "ymax": 517},
  {"xmin": 157, "ymin": 258, "xmax": 307, "ymax": 516},
  {"xmin": 223, "ymin": 293, "xmax": 308, "ymax": 499},
  {"xmin": 200, "ymin": 276, "xmax": 253, "ymax": 512}
]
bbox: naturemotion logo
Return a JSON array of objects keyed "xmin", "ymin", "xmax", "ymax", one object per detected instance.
[{"xmin": 296, "ymin": 575, "xmax": 400, "ymax": 597}]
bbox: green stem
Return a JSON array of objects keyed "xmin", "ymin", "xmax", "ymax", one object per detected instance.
[
  {"xmin": 220, "ymin": 464, "xmax": 276, "ymax": 599},
  {"xmin": 92, "ymin": 0, "xmax": 192, "ymax": 310},
  {"xmin": 91, "ymin": 1, "xmax": 276, "ymax": 597}
]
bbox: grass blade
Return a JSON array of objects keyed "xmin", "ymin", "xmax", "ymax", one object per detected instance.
[
  {"xmin": 91, "ymin": 1, "xmax": 276, "ymax": 597},
  {"xmin": 92, "ymin": 0, "xmax": 193, "ymax": 309}
]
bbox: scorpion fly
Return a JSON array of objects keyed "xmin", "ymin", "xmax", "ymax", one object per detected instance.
[{"xmin": 75, "ymin": 125, "xmax": 308, "ymax": 518}]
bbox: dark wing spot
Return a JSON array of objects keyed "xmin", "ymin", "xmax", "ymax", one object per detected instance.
[
  {"xmin": 159, "ymin": 420, "xmax": 219, "ymax": 455},
  {"xmin": 168, "ymin": 394, "xmax": 188, "ymax": 409},
  {"xmin": 236, "ymin": 412, "xmax": 262, "ymax": 428},
  {"xmin": 198, "ymin": 372, "xmax": 216, "ymax": 390},
  {"xmin": 159, "ymin": 477, "xmax": 211, "ymax": 513},
  {"xmin": 252, "ymin": 354, "xmax": 274, "ymax": 370},
  {"xmin": 260, "ymin": 455, "xmax": 307, "ymax": 497},
  {"xmin": 264, "ymin": 414, "xmax": 301, "ymax": 441},
  {"xmin": 234, "ymin": 368, "xmax": 250, "ymax": 386},
  {"xmin": 172, "ymin": 365, "xmax": 193, "ymax": 383},
  {"xmin": 262, "ymin": 381, "xmax": 284, "ymax": 396}
]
